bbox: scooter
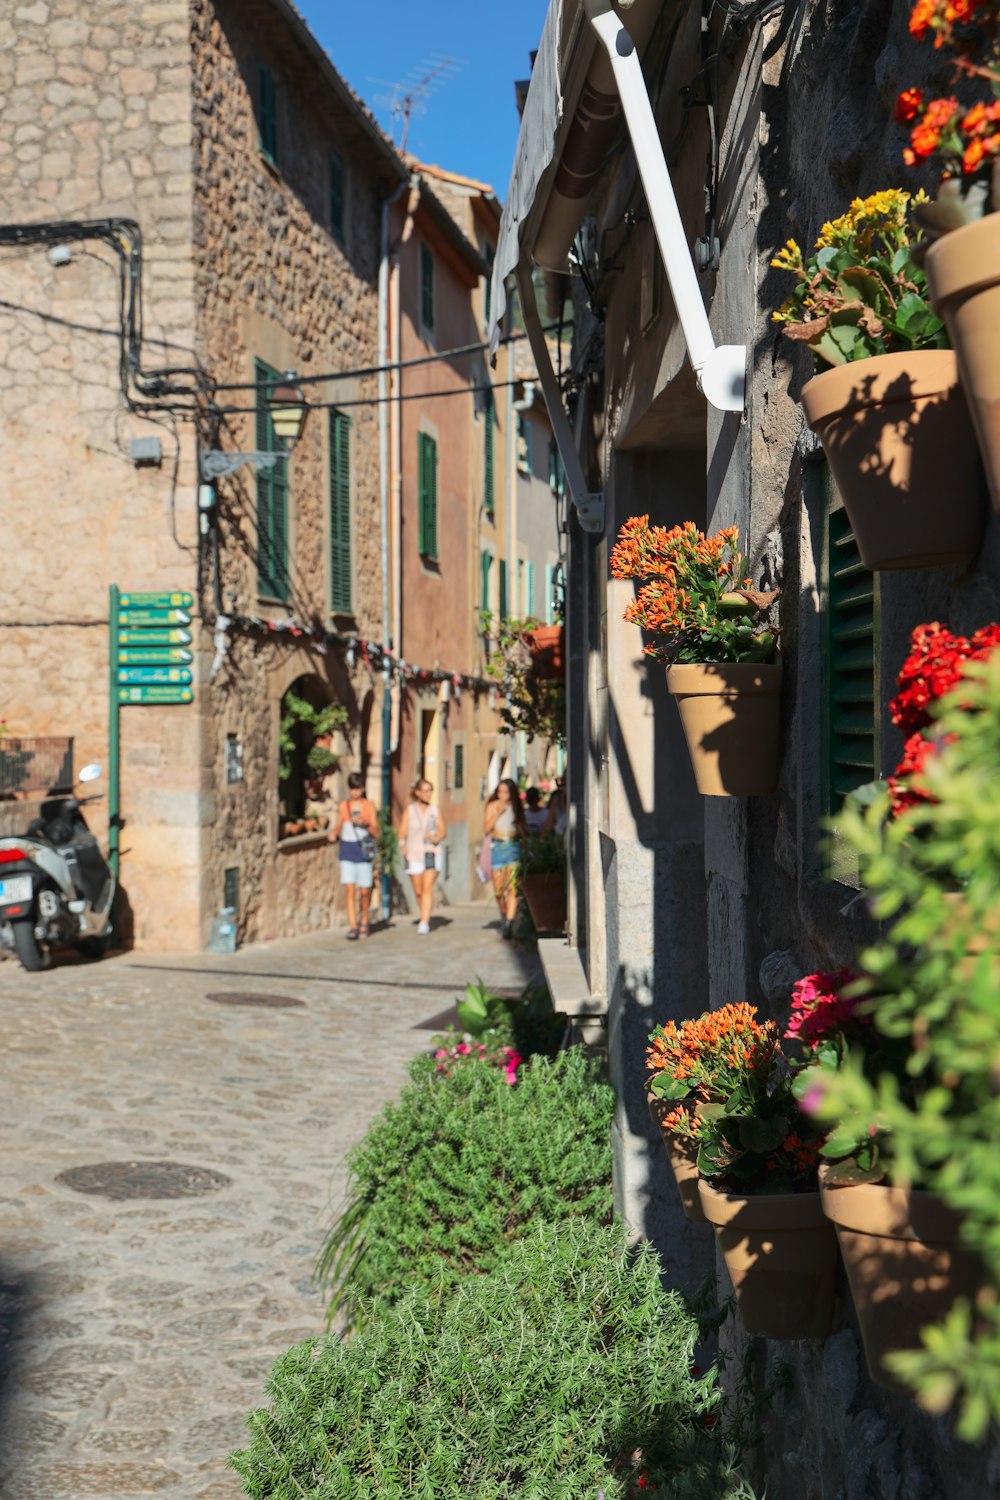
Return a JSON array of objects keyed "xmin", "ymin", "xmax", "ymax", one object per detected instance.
[{"xmin": 0, "ymin": 763, "xmax": 116, "ymax": 971}]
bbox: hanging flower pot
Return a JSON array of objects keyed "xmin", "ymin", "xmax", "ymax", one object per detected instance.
[
  {"xmin": 801, "ymin": 351, "xmax": 982, "ymax": 570},
  {"xmin": 699, "ymin": 1180, "xmax": 839, "ymax": 1339},
  {"xmin": 647, "ymin": 1096, "xmax": 706, "ymax": 1223},
  {"xmin": 925, "ymin": 216, "xmax": 1000, "ymax": 515},
  {"xmin": 527, "ymin": 624, "xmax": 565, "ymax": 679},
  {"xmin": 819, "ymin": 1167, "xmax": 982, "ymax": 1391},
  {"xmin": 666, "ymin": 661, "xmax": 783, "ymax": 797}
]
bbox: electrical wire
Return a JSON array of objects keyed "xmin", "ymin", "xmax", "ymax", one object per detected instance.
[{"xmin": 211, "ymin": 375, "xmax": 529, "ymax": 417}]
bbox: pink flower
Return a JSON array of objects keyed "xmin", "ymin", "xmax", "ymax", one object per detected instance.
[
  {"xmin": 798, "ymin": 1081, "xmax": 827, "ymax": 1116},
  {"xmin": 785, "ymin": 967, "xmax": 863, "ymax": 1048}
]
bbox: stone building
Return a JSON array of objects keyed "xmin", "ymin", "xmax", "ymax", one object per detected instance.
[
  {"xmin": 490, "ymin": 0, "xmax": 1000, "ymax": 1493},
  {"xmin": 0, "ymin": 0, "xmax": 456, "ymax": 949}
]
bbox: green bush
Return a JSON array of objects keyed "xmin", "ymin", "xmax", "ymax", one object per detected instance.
[
  {"xmin": 316, "ymin": 1046, "xmax": 614, "ymax": 1325},
  {"xmin": 233, "ymin": 1219, "xmax": 738, "ymax": 1500}
]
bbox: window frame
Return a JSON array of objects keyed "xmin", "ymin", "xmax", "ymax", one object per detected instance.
[
  {"xmin": 255, "ymin": 357, "xmax": 290, "ymax": 602},
  {"xmin": 516, "ymin": 412, "xmax": 532, "ymax": 475},
  {"xmin": 417, "ymin": 430, "xmax": 439, "ymax": 561},
  {"xmin": 329, "ymin": 407, "xmax": 353, "ymax": 614},
  {"xmin": 256, "ymin": 63, "xmax": 277, "ymax": 164}
]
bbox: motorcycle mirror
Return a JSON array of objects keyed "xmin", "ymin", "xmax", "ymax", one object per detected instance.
[{"xmin": 79, "ymin": 763, "xmax": 102, "ymax": 783}]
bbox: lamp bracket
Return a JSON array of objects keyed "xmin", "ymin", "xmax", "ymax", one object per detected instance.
[{"xmin": 200, "ymin": 450, "xmax": 281, "ymax": 481}]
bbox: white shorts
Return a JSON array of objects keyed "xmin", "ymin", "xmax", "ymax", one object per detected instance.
[
  {"xmin": 406, "ymin": 849, "xmax": 442, "ymax": 877},
  {"xmin": 340, "ymin": 860, "xmax": 374, "ymax": 889}
]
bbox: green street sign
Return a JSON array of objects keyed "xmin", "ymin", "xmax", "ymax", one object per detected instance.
[
  {"xmin": 119, "ymin": 591, "xmax": 193, "ymax": 609},
  {"xmin": 118, "ymin": 628, "xmax": 192, "ymax": 647},
  {"xmin": 117, "ymin": 647, "xmax": 193, "ymax": 666},
  {"xmin": 118, "ymin": 607, "xmax": 192, "ymax": 627},
  {"xmin": 118, "ymin": 666, "xmax": 192, "ymax": 686},
  {"xmin": 118, "ymin": 684, "xmax": 194, "ymax": 705}
]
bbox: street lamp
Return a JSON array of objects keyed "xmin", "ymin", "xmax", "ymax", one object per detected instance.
[{"xmin": 199, "ymin": 372, "xmax": 310, "ymax": 481}]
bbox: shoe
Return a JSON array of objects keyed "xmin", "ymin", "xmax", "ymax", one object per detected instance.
[
  {"xmin": 500, "ymin": 919, "xmax": 511, "ymax": 939},
  {"xmin": 417, "ymin": 921, "xmax": 430, "ymax": 935},
  {"xmin": 346, "ymin": 927, "xmax": 360, "ymax": 941},
  {"xmin": 358, "ymin": 923, "xmax": 370, "ymax": 940}
]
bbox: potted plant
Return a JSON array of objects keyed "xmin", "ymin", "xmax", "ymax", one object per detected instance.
[
  {"xmin": 526, "ymin": 622, "xmax": 565, "ymax": 679},
  {"xmin": 657, "ymin": 1004, "xmax": 839, "ymax": 1340},
  {"xmin": 517, "ymin": 832, "xmax": 566, "ymax": 935},
  {"xmin": 896, "ymin": 0, "xmax": 1000, "ymax": 508},
  {"xmin": 792, "ymin": 649, "xmax": 1000, "ymax": 1424},
  {"xmin": 772, "ymin": 189, "xmax": 982, "ymax": 569},
  {"xmin": 482, "ymin": 612, "xmax": 566, "ymax": 748},
  {"xmin": 610, "ymin": 518, "xmax": 780, "ymax": 796}
]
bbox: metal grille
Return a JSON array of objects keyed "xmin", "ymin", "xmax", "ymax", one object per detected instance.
[
  {"xmin": 827, "ymin": 509, "xmax": 876, "ymax": 811},
  {"xmin": 0, "ymin": 738, "xmax": 73, "ymax": 798},
  {"xmin": 224, "ymin": 866, "xmax": 239, "ymax": 911}
]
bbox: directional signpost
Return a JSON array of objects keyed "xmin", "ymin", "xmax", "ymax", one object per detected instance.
[{"xmin": 108, "ymin": 584, "xmax": 196, "ymax": 875}]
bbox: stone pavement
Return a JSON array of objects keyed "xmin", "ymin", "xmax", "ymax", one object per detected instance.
[{"xmin": 0, "ymin": 904, "xmax": 540, "ymax": 1500}]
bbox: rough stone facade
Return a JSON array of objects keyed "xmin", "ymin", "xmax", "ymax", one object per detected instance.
[{"xmin": 541, "ymin": 0, "xmax": 1000, "ymax": 1490}]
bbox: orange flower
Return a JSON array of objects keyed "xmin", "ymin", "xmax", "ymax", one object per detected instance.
[
  {"xmin": 909, "ymin": 0, "xmax": 936, "ymax": 37},
  {"xmin": 896, "ymin": 87, "xmax": 923, "ymax": 122},
  {"xmin": 964, "ymin": 136, "xmax": 987, "ymax": 171}
]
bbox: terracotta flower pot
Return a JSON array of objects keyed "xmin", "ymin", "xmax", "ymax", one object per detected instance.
[
  {"xmin": 801, "ymin": 351, "xmax": 982, "ymax": 570},
  {"xmin": 528, "ymin": 624, "xmax": 565, "ymax": 678},
  {"xmin": 699, "ymin": 1180, "xmax": 839, "ymax": 1339},
  {"xmin": 666, "ymin": 661, "xmax": 782, "ymax": 797},
  {"xmin": 647, "ymin": 1096, "xmax": 706, "ymax": 1223},
  {"xmin": 819, "ymin": 1167, "xmax": 981, "ymax": 1391},
  {"xmin": 520, "ymin": 871, "xmax": 566, "ymax": 933},
  {"xmin": 925, "ymin": 216, "xmax": 1000, "ymax": 515}
]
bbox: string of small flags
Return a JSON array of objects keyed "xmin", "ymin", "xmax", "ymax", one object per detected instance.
[{"xmin": 212, "ymin": 610, "xmax": 496, "ymax": 701}]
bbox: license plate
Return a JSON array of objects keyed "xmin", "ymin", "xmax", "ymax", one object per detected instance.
[{"xmin": 0, "ymin": 877, "xmax": 32, "ymax": 905}]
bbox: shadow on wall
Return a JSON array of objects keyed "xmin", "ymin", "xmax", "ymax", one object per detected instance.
[{"xmin": 0, "ymin": 1263, "xmax": 32, "ymax": 1482}]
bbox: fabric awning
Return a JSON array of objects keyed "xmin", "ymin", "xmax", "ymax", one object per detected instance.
[{"xmin": 487, "ymin": 0, "xmax": 564, "ymax": 357}]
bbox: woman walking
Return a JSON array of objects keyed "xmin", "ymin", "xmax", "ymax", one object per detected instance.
[
  {"xmin": 330, "ymin": 772, "xmax": 379, "ymax": 940},
  {"xmin": 398, "ymin": 778, "xmax": 446, "ymax": 935},
  {"xmin": 484, "ymin": 778, "xmax": 526, "ymax": 938}
]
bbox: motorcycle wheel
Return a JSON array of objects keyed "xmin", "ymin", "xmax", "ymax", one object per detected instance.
[{"xmin": 13, "ymin": 922, "xmax": 49, "ymax": 971}]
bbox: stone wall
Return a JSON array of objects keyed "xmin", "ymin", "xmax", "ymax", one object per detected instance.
[
  {"xmin": 190, "ymin": 0, "xmax": 395, "ymax": 941},
  {"xmin": 0, "ymin": 0, "xmax": 205, "ymax": 950}
]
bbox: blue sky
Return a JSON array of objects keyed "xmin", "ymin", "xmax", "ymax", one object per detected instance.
[{"xmin": 296, "ymin": 0, "xmax": 549, "ymax": 199}]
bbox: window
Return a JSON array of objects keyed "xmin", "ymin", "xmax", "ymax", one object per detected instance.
[
  {"xmin": 224, "ymin": 866, "xmax": 239, "ymax": 911},
  {"xmin": 417, "ymin": 432, "xmax": 438, "ymax": 560},
  {"xmin": 517, "ymin": 413, "xmax": 532, "ymax": 474},
  {"xmin": 257, "ymin": 64, "xmax": 277, "ymax": 163},
  {"xmin": 548, "ymin": 439, "xmax": 564, "ymax": 496},
  {"xmin": 824, "ymin": 497, "xmax": 880, "ymax": 883},
  {"xmin": 330, "ymin": 150, "xmax": 345, "ymax": 242},
  {"xmin": 454, "ymin": 741, "xmax": 465, "ymax": 791},
  {"xmin": 525, "ymin": 560, "xmax": 536, "ymax": 617},
  {"xmin": 498, "ymin": 558, "xmax": 508, "ymax": 621},
  {"xmin": 225, "ymin": 734, "xmax": 243, "ymax": 784},
  {"xmin": 481, "ymin": 550, "xmax": 493, "ymax": 613},
  {"xmin": 420, "ymin": 243, "xmax": 435, "ymax": 334},
  {"xmin": 329, "ymin": 408, "xmax": 352, "ymax": 612},
  {"xmin": 255, "ymin": 358, "xmax": 289, "ymax": 600},
  {"xmin": 483, "ymin": 386, "xmax": 495, "ymax": 515}
]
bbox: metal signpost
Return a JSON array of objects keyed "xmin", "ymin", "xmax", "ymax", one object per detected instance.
[{"xmin": 108, "ymin": 585, "xmax": 195, "ymax": 877}]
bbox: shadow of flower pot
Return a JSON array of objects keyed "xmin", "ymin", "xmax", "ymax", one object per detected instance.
[
  {"xmin": 647, "ymin": 1095, "xmax": 707, "ymax": 1223},
  {"xmin": 801, "ymin": 351, "xmax": 983, "ymax": 571},
  {"xmin": 665, "ymin": 661, "xmax": 782, "ymax": 797}
]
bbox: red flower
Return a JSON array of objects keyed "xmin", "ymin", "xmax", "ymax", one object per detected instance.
[{"xmin": 896, "ymin": 87, "xmax": 923, "ymax": 122}]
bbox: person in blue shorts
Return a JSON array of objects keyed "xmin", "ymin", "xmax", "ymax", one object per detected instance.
[{"xmin": 330, "ymin": 772, "xmax": 379, "ymax": 940}]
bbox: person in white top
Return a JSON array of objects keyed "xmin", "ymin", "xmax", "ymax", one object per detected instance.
[
  {"xmin": 484, "ymin": 778, "xmax": 526, "ymax": 938},
  {"xmin": 397, "ymin": 778, "xmax": 447, "ymax": 935}
]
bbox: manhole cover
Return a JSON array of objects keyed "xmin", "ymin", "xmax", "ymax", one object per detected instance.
[
  {"xmin": 205, "ymin": 991, "xmax": 305, "ymax": 1008},
  {"xmin": 56, "ymin": 1161, "xmax": 231, "ymax": 1201}
]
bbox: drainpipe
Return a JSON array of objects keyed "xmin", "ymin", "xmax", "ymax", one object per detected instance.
[{"xmin": 379, "ymin": 178, "xmax": 409, "ymax": 915}]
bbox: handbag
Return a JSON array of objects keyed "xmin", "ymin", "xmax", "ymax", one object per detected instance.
[{"xmin": 475, "ymin": 835, "xmax": 492, "ymax": 885}]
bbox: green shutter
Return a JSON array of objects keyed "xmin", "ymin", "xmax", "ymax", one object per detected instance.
[
  {"xmin": 525, "ymin": 561, "xmax": 536, "ymax": 617},
  {"xmin": 499, "ymin": 558, "xmax": 507, "ymax": 621},
  {"xmin": 544, "ymin": 564, "xmax": 555, "ymax": 625},
  {"xmin": 330, "ymin": 151, "xmax": 344, "ymax": 241},
  {"xmin": 329, "ymin": 409, "xmax": 352, "ymax": 612},
  {"xmin": 418, "ymin": 433, "xmax": 438, "ymax": 559},
  {"xmin": 483, "ymin": 387, "xmax": 495, "ymax": 515},
  {"xmin": 420, "ymin": 244, "xmax": 435, "ymax": 332},
  {"xmin": 481, "ymin": 550, "xmax": 493, "ymax": 612},
  {"xmin": 257, "ymin": 65, "xmax": 277, "ymax": 162},
  {"xmin": 256, "ymin": 358, "xmax": 289, "ymax": 600}
]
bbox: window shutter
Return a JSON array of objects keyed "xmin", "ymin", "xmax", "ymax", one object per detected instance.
[
  {"xmin": 499, "ymin": 558, "xmax": 507, "ymax": 621},
  {"xmin": 257, "ymin": 65, "xmax": 277, "ymax": 162},
  {"xmin": 420, "ymin": 244, "xmax": 435, "ymax": 332},
  {"xmin": 418, "ymin": 434, "xmax": 438, "ymax": 559},
  {"xmin": 426, "ymin": 437, "xmax": 437, "ymax": 559},
  {"xmin": 544, "ymin": 564, "xmax": 554, "ymax": 625},
  {"xmin": 483, "ymin": 387, "xmax": 494, "ymax": 515},
  {"xmin": 826, "ymin": 506, "xmax": 877, "ymax": 812},
  {"xmin": 525, "ymin": 561, "xmax": 536, "ymax": 617},
  {"xmin": 329, "ymin": 409, "xmax": 352, "ymax": 612},
  {"xmin": 255, "ymin": 358, "xmax": 289, "ymax": 601},
  {"xmin": 481, "ymin": 551, "xmax": 493, "ymax": 613},
  {"xmin": 330, "ymin": 151, "xmax": 345, "ymax": 241}
]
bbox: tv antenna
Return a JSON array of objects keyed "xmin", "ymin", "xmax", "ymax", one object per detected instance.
[{"xmin": 368, "ymin": 54, "xmax": 467, "ymax": 153}]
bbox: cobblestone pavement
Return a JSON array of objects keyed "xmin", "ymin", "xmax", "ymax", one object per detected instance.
[{"xmin": 0, "ymin": 905, "xmax": 539, "ymax": 1500}]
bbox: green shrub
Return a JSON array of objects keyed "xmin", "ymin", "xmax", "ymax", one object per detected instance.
[
  {"xmin": 454, "ymin": 976, "xmax": 565, "ymax": 1056},
  {"xmin": 233, "ymin": 1219, "xmax": 735, "ymax": 1500},
  {"xmin": 316, "ymin": 1046, "xmax": 614, "ymax": 1325}
]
